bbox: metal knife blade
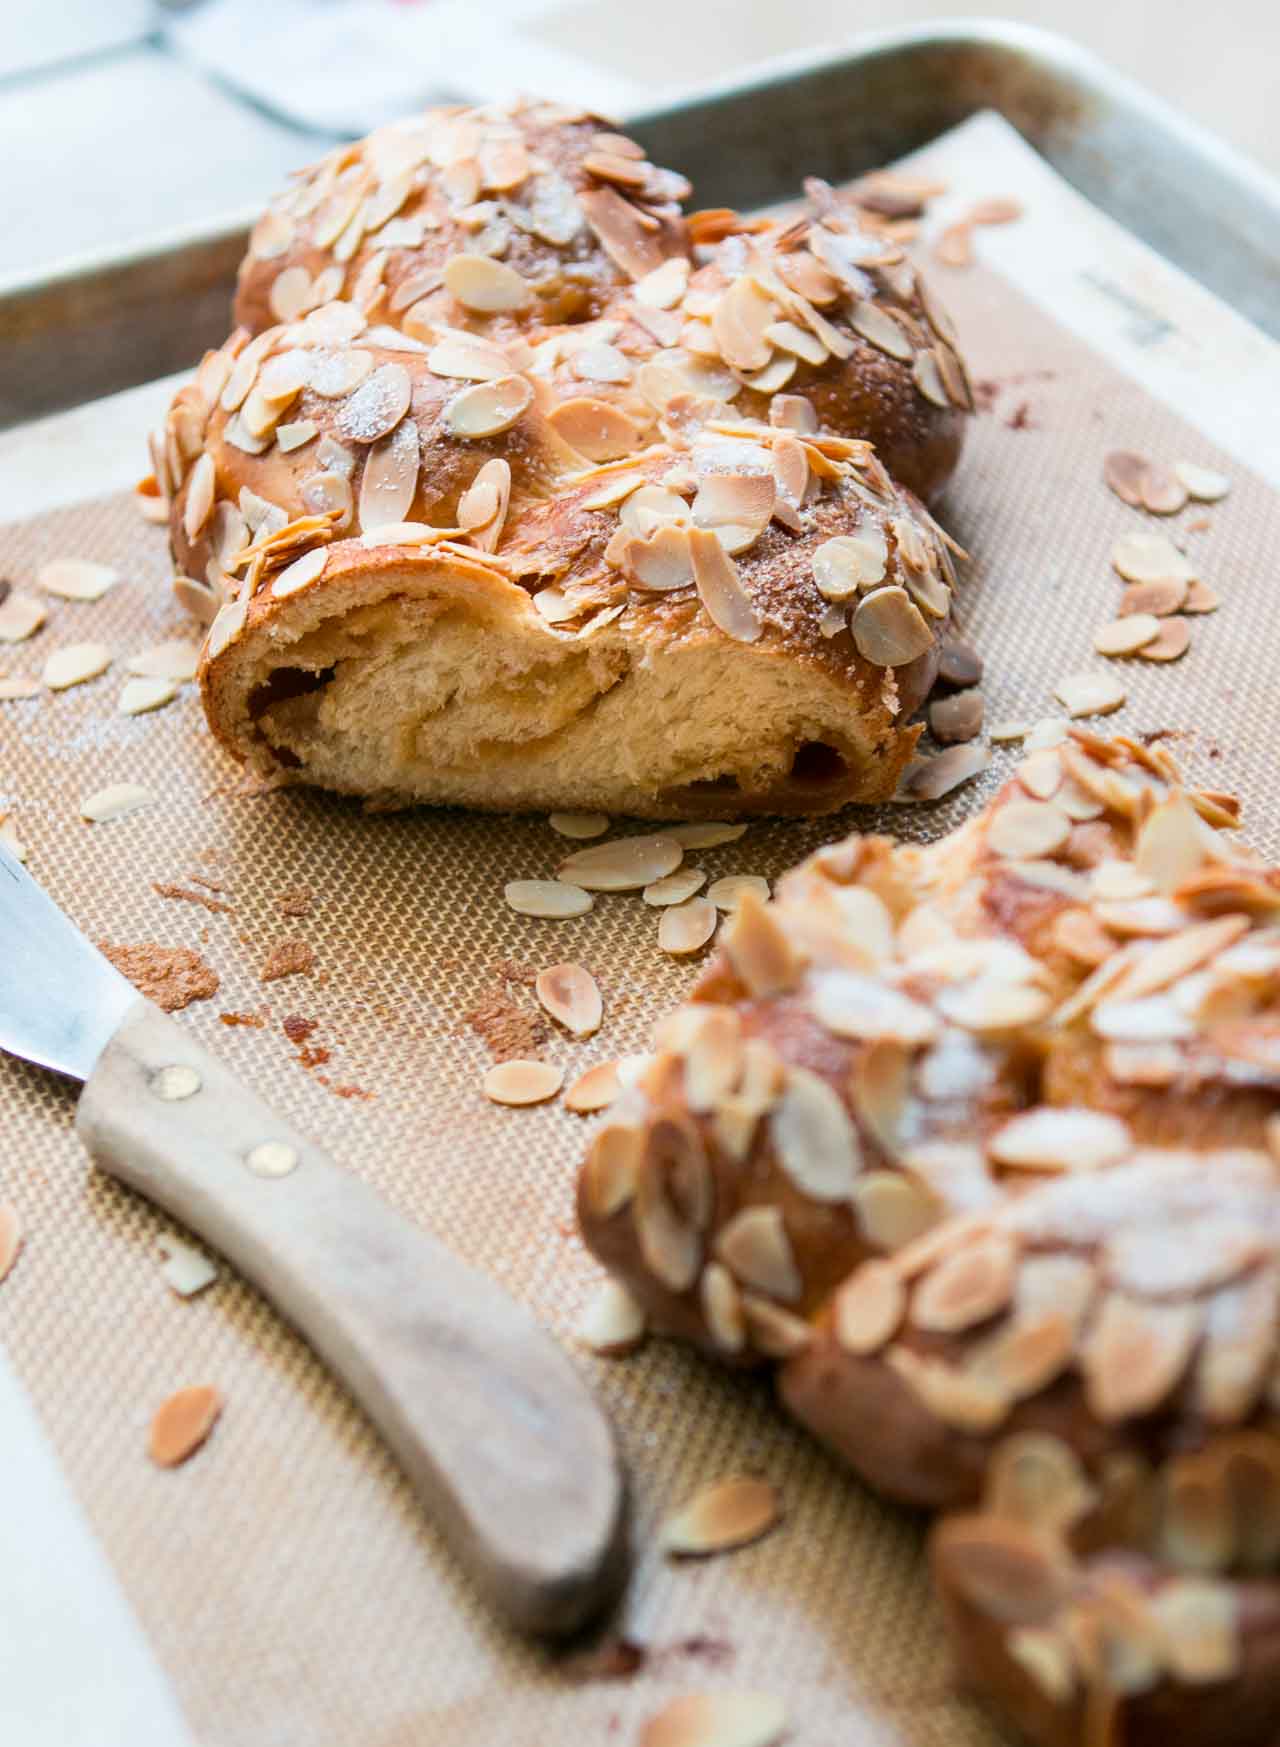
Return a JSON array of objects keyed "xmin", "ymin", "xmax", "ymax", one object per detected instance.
[{"xmin": 0, "ymin": 844, "xmax": 138, "ymax": 1080}]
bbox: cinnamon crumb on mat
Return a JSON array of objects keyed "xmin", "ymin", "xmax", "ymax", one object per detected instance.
[
  {"xmin": 186, "ymin": 871, "xmax": 228, "ymax": 895},
  {"xmin": 260, "ymin": 939, "xmax": 315, "ymax": 982},
  {"xmin": 282, "ymin": 1015, "xmax": 317, "ymax": 1044},
  {"xmin": 276, "ymin": 884, "xmax": 314, "ymax": 917},
  {"xmin": 148, "ymin": 1385, "xmax": 223, "ymax": 1468},
  {"xmin": 464, "ymin": 992, "xmax": 547, "ymax": 1062},
  {"xmin": 219, "ymin": 1011, "xmax": 266, "ymax": 1028},
  {"xmin": 152, "ymin": 881, "xmax": 233, "ymax": 916},
  {"xmin": 100, "ymin": 942, "xmax": 219, "ymax": 1011}
]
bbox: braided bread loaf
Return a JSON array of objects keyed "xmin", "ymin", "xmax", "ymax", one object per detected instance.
[
  {"xmin": 575, "ymin": 731, "xmax": 1280, "ymax": 1742},
  {"xmin": 153, "ymin": 100, "xmax": 971, "ymax": 817}
]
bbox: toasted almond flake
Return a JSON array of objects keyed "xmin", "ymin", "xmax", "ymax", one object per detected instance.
[
  {"xmin": 934, "ymin": 981, "xmax": 1052, "ymax": 1034},
  {"xmin": 335, "ymin": 362, "xmax": 412, "ymax": 444},
  {"xmin": 548, "ymin": 397, "xmax": 640, "ymax": 462},
  {"xmin": 43, "ymin": 642, "xmax": 111, "ymax": 690},
  {"xmin": 577, "ymin": 1279, "xmax": 646, "ymax": 1355},
  {"xmin": 770, "ymin": 1063, "xmax": 861, "ymax": 1199},
  {"xmin": 1151, "ymin": 1580, "xmax": 1240, "ymax": 1684},
  {"xmin": 559, "ymin": 833, "xmax": 682, "ymax": 892},
  {"xmin": 990, "ymin": 721, "xmax": 1030, "ymax": 743},
  {"xmin": 276, "ymin": 419, "xmax": 319, "ymax": 453},
  {"xmin": 889, "ymin": 1346, "xmax": 1011, "ymax": 1432},
  {"xmin": 158, "ymin": 1237, "xmax": 218, "ymax": 1298},
  {"xmin": 705, "ymin": 874, "xmax": 770, "ymax": 913},
  {"xmin": 661, "ymin": 1476, "xmax": 781, "ymax": 1558},
  {"xmin": 644, "ymin": 867, "xmax": 708, "ymax": 906},
  {"xmin": 1103, "ymin": 450, "xmax": 1148, "ymax": 507},
  {"xmin": 685, "ymin": 527, "xmax": 761, "ymax": 641},
  {"xmin": 659, "ymin": 898, "xmax": 718, "ymax": 956},
  {"xmin": 912, "ymin": 348, "xmax": 950, "ymax": 409},
  {"xmin": 118, "ymin": 677, "xmax": 178, "ymax": 717},
  {"xmin": 929, "ymin": 688, "xmax": 984, "ymax": 744},
  {"xmin": 1083, "ymin": 1293, "xmax": 1200, "ymax": 1420},
  {"xmin": 443, "ymin": 374, "xmax": 532, "ymax": 439},
  {"xmin": 1053, "ymin": 671, "xmax": 1126, "ymax": 718},
  {"xmin": 1183, "ymin": 579, "xmax": 1220, "ymax": 613},
  {"xmin": 443, "ymin": 252, "xmax": 532, "ymax": 313},
  {"xmin": 851, "ymin": 586, "xmax": 933, "ymax": 667},
  {"xmin": 1094, "ymin": 614, "xmax": 1161, "ymax": 656},
  {"xmin": 1137, "ymin": 616, "xmax": 1191, "ymax": 662},
  {"xmin": 571, "ymin": 342, "xmax": 633, "ymax": 384},
  {"xmin": 987, "ymin": 799, "xmax": 1071, "ymax": 860},
  {"xmin": 812, "ymin": 532, "xmax": 887, "ymax": 600},
  {"xmin": 667, "ymin": 822, "xmax": 747, "ymax": 849},
  {"xmin": 272, "ymin": 547, "xmax": 328, "ymax": 599},
  {"xmin": 640, "ymin": 1691, "xmax": 787, "ymax": 1747},
  {"xmin": 308, "ymin": 348, "xmax": 375, "ymax": 398},
  {"xmin": 38, "ymin": 557, "xmax": 120, "ymax": 602},
  {"xmin": 635, "ymin": 256, "xmax": 691, "ymax": 308},
  {"xmin": 535, "ymin": 962, "xmax": 602, "ymax": 1036},
  {"xmin": 0, "ymin": 590, "xmax": 47, "ymax": 644},
  {"xmin": 1174, "ymin": 462, "xmax": 1230, "ymax": 502},
  {"xmin": 1140, "ymin": 461, "xmax": 1188, "ymax": 515},
  {"xmin": 358, "ymin": 417, "xmax": 421, "ymax": 530},
  {"xmin": 716, "ymin": 1205, "xmax": 802, "ymax": 1302},
  {"xmin": 835, "ymin": 1260, "xmax": 904, "ymax": 1354},
  {"xmin": 482, "ymin": 1059, "xmax": 563, "ymax": 1106},
  {"xmin": 548, "ymin": 811, "xmax": 609, "ymax": 840},
  {"xmin": 0, "ymin": 676, "xmax": 39, "ymax": 701},
  {"xmin": 1112, "ymin": 532, "xmax": 1196, "ymax": 586},
  {"xmin": 504, "ymin": 878, "xmax": 593, "ymax": 919},
  {"xmin": 581, "ymin": 471, "xmax": 646, "ymax": 511},
  {"xmin": 149, "ymin": 1384, "xmax": 223, "ymax": 1467},
  {"xmin": 79, "ymin": 783, "xmax": 156, "ymax": 823},
  {"xmin": 990, "ymin": 1107, "xmax": 1131, "ymax": 1173},
  {"xmin": 712, "ymin": 277, "xmax": 778, "ymax": 373},
  {"xmin": 913, "ymin": 1231, "xmax": 1018, "ymax": 1333},
  {"xmin": 127, "ymin": 641, "xmax": 200, "ymax": 682},
  {"xmin": 903, "ymin": 743, "xmax": 991, "ymax": 802},
  {"xmin": 564, "ymin": 1061, "xmax": 622, "ymax": 1115}
]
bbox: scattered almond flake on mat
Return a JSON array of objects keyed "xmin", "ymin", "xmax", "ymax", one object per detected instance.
[
  {"xmin": 1183, "ymin": 580, "xmax": 1220, "ymax": 613},
  {"xmin": 535, "ymin": 962, "xmax": 603, "ymax": 1036},
  {"xmin": 0, "ymin": 589, "xmax": 45, "ymax": 643},
  {"xmin": 1093, "ymin": 615, "xmax": 1161, "ymax": 657},
  {"xmin": 565, "ymin": 1060, "xmax": 622, "ymax": 1114},
  {"xmin": 44, "ymin": 642, "xmax": 111, "ymax": 690},
  {"xmin": 100, "ymin": 942, "xmax": 219, "ymax": 1011},
  {"xmin": 1140, "ymin": 462, "xmax": 1188, "ymax": 516},
  {"xmin": 1118, "ymin": 577, "xmax": 1188, "ymax": 617},
  {"xmin": 134, "ymin": 474, "xmax": 168, "ymax": 523},
  {"xmin": 559, "ymin": 833, "xmax": 682, "ymax": 892},
  {"xmin": 127, "ymin": 640, "xmax": 200, "ymax": 682},
  {"xmin": 707, "ymin": 875, "xmax": 770, "ymax": 912},
  {"xmin": 1137, "ymin": 616, "xmax": 1192, "ymax": 662},
  {"xmin": 1103, "ymin": 450, "xmax": 1148, "ymax": 508},
  {"xmin": 0, "ymin": 675, "xmax": 40, "ymax": 700},
  {"xmin": 659, "ymin": 897, "xmax": 718, "ymax": 956},
  {"xmin": 148, "ymin": 1385, "xmax": 223, "ymax": 1468},
  {"xmin": 276, "ymin": 884, "xmax": 314, "ymax": 917},
  {"xmin": 1023, "ymin": 717, "xmax": 1070, "ymax": 751},
  {"xmin": 0, "ymin": 1204, "xmax": 24, "ymax": 1283},
  {"xmin": 904, "ymin": 742, "xmax": 990, "ymax": 801},
  {"xmin": 989, "ymin": 720, "xmax": 1031, "ymax": 744},
  {"xmin": 119, "ymin": 677, "xmax": 179, "ymax": 716},
  {"xmin": 644, "ymin": 867, "xmax": 707, "ymax": 906},
  {"xmin": 1112, "ymin": 532, "xmax": 1195, "ymax": 587},
  {"xmin": 1054, "ymin": 672, "xmax": 1126, "ymax": 719},
  {"xmin": 661, "ymin": 1476, "xmax": 782, "ymax": 1559},
  {"xmin": 158, "ymin": 1237, "xmax": 219, "ymax": 1298},
  {"xmin": 640, "ymin": 1691, "xmax": 788, "ymax": 1747},
  {"xmin": 260, "ymin": 939, "xmax": 315, "ymax": 982},
  {"xmin": 667, "ymin": 822, "xmax": 747, "ymax": 849},
  {"xmin": 933, "ymin": 223, "xmax": 973, "ymax": 269},
  {"xmin": 577, "ymin": 1279, "xmax": 646, "ymax": 1356},
  {"xmin": 152, "ymin": 881, "xmax": 233, "ymax": 916},
  {"xmin": 1174, "ymin": 461, "xmax": 1230, "ymax": 502},
  {"xmin": 482, "ymin": 1059, "xmax": 564, "ymax": 1106},
  {"xmin": 79, "ymin": 783, "xmax": 157, "ymax": 823},
  {"xmin": 548, "ymin": 811, "xmax": 610, "ymax": 839},
  {"xmin": 0, "ymin": 814, "xmax": 27, "ymax": 862},
  {"xmin": 505, "ymin": 878, "xmax": 593, "ymax": 919},
  {"xmin": 968, "ymin": 196, "xmax": 1024, "ymax": 225},
  {"xmin": 37, "ymin": 558, "xmax": 118, "ymax": 601}
]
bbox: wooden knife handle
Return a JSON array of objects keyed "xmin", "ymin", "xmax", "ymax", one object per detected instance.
[{"xmin": 75, "ymin": 999, "xmax": 628, "ymax": 1635}]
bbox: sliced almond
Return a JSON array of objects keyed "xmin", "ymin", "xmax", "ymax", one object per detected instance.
[
  {"xmin": 1082, "ymin": 1292, "xmax": 1200, "ymax": 1420},
  {"xmin": 79, "ymin": 783, "xmax": 156, "ymax": 823},
  {"xmin": 443, "ymin": 252, "xmax": 532, "ymax": 313},
  {"xmin": 548, "ymin": 811, "xmax": 609, "ymax": 839},
  {"xmin": 504, "ymin": 878, "xmax": 593, "ymax": 918},
  {"xmin": 770, "ymin": 1065, "xmax": 861, "ymax": 1201},
  {"xmin": 706, "ymin": 875, "xmax": 770, "ymax": 912},
  {"xmin": 1140, "ymin": 462, "xmax": 1188, "ymax": 515},
  {"xmin": 661, "ymin": 1476, "xmax": 781, "ymax": 1558},
  {"xmin": 688, "ymin": 527, "xmax": 761, "ymax": 643},
  {"xmin": 906, "ymin": 743, "xmax": 991, "ymax": 800},
  {"xmin": 812, "ymin": 532, "xmax": 887, "ymax": 600},
  {"xmin": 38, "ymin": 557, "xmax": 119, "ymax": 601},
  {"xmin": 308, "ymin": 348, "xmax": 375, "ymax": 398},
  {"xmin": 127, "ymin": 641, "xmax": 200, "ymax": 682},
  {"xmin": 1103, "ymin": 450, "xmax": 1148, "ymax": 507},
  {"xmin": 712, "ymin": 277, "xmax": 778, "ymax": 373},
  {"xmin": 1174, "ymin": 462, "xmax": 1230, "ymax": 502},
  {"xmin": 148, "ymin": 1385, "xmax": 223, "ymax": 1467},
  {"xmin": 43, "ymin": 643, "xmax": 111, "ymax": 690},
  {"xmin": 427, "ymin": 333, "xmax": 513, "ymax": 381},
  {"xmin": 1183, "ymin": 580, "xmax": 1220, "ymax": 613},
  {"xmin": 835, "ymin": 1260, "xmax": 905, "ymax": 1354},
  {"xmin": 1053, "ymin": 671, "xmax": 1126, "ymax": 719},
  {"xmin": 358, "ymin": 417, "xmax": 420, "ymax": 530},
  {"xmin": 659, "ymin": 898, "xmax": 719, "ymax": 956},
  {"xmin": 1094, "ymin": 614, "xmax": 1160, "ymax": 657},
  {"xmin": 272, "ymin": 547, "xmax": 328, "ymax": 598},
  {"xmin": 443, "ymin": 374, "xmax": 532, "ymax": 439},
  {"xmin": 668, "ymin": 822, "xmax": 747, "ymax": 848},
  {"xmin": 0, "ymin": 590, "xmax": 46, "ymax": 643},
  {"xmin": 644, "ymin": 867, "xmax": 707, "ymax": 907},
  {"xmin": 481, "ymin": 1060, "xmax": 564, "ymax": 1106},
  {"xmin": 577, "ymin": 1279, "xmax": 646, "ymax": 1355},
  {"xmin": 564, "ymin": 1061, "xmax": 622, "ymax": 1114},
  {"xmin": 989, "ymin": 1107, "xmax": 1131, "ymax": 1173},
  {"xmin": 548, "ymin": 397, "xmax": 640, "ymax": 462},
  {"xmin": 535, "ymin": 963, "xmax": 602, "ymax": 1036},
  {"xmin": 1112, "ymin": 533, "xmax": 1195, "ymax": 586},
  {"xmin": 1137, "ymin": 616, "xmax": 1191, "ymax": 662},
  {"xmin": 560, "ymin": 833, "xmax": 682, "ymax": 891},
  {"xmin": 635, "ymin": 256, "xmax": 691, "ymax": 308},
  {"xmin": 119, "ymin": 677, "xmax": 179, "ymax": 717},
  {"xmin": 851, "ymin": 586, "xmax": 933, "ymax": 667},
  {"xmin": 1118, "ymin": 577, "xmax": 1188, "ymax": 618},
  {"xmin": 912, "ymin": 1231, "xmax": 1018, "ymax": 1333},
  {"xmin": 334, "ymin": 362, "xmax": 412, "ymax": 443},
  {"xmin": 987, "ymin": 799, "xmax": 1071, "ymax": 860},
  {"xmin": 0, "ymin": 1204, "xmax": 23, "ymax": 1282},
  {"xmin": 639, "ymin": 1691, "xmax": 788, "ymax": 1747}
]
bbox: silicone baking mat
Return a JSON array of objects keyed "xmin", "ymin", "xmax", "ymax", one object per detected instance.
[{"xmin": 2, "ymin": 116, "xmax": 1279, "ymax": 1746}]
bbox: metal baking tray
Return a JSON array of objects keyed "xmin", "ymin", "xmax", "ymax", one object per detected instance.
[{"xmin": 4, "ymin": 19, "xmax": 1278, "ymax": 430}]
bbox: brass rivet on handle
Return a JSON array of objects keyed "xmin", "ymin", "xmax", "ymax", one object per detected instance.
[
  {"xmin": 152, "ymin": 1064, "xmax": 202, "ymax": 1102},
  {"xmin": 246, "ymin": 1141, "xmax": 299, "ymax": 1179}
]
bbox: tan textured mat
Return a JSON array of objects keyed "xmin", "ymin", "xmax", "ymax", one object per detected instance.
[{"xmin": 2, "ymin": 245, "xmax": 1279, "ymax": 1745}]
